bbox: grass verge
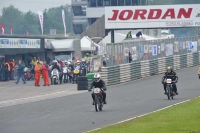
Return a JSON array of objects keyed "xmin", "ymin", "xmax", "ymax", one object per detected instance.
[{"xmin": 89, "ymin": 97, "xmax": 200, "ymax": 133}]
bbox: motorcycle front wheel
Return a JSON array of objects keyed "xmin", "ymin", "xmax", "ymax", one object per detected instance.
[
  {"xmin": 94, "ymin": 94, "xmax": 99, "ymax": 112},
  {"xmin": 99, "ymin": 97, "xmax": 103, "ymax": 111}
]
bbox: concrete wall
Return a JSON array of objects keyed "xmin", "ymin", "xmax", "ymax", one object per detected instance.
[
  {"xmin": 73, "ymin": 39, "xmax": 82, "ymax": 59},
  {"xmin": 15, "ymin": 55, "xmax": 22, "ymax": 63},
  {"xmin": 81, "ymin": 15, "xmax": 108, "ymax": 41},
  {"xmin": 37, "ymin": 52, "xmax": 45, "ymax": 62},
  {"xmin": 47, "ymin": 51, "xmax": 54, "ymax": 60}
]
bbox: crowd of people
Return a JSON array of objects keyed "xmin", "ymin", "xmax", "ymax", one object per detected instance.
[
  {"xmin": 0, "ymin": 53, "xmax": 92, "ymax": 86},
  {"xmin": 0, "ymin": 57, "xmax": 16, "ymax": 82}
]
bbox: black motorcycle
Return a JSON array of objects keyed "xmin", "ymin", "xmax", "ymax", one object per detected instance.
[{"xmin": 166, "ymin": 79, "xmax": 177, "ymax": 100}]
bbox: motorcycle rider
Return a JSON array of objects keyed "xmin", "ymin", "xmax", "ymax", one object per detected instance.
[
  {"xmin": 88, "ymin": 73, "xmax": 107, "ymax": 105},
  {"xmin": 72, "ymin": 60, "xmax": 82, "ymax": 83},
  {"xmin": 67, "ymin": 61, "xmax": 74, "ymax": 82},
  {"xmin": 51, "ymin": 60, "xmax": 63, "ymax": 84},
  {"xmin": 51, "ymin": 60, "xmax": 61, "ymax": 72},
  {"xmin": 63, "ymin": 60, "xmax": 68, "ymax": 83},
  {"xmin": 162, "ymin": 66, "xmax": 178, "ymax": 95},
  {"xmin": 81, "ymin": 59, "xmax": 88, "ymax": 67},
  {"xmin": 74, "ymin": 60, "xmax": 82, "ymax": 73},
  {"xmin": 81, "ymin": 59, "xmax": 88, "ymax": 76}
]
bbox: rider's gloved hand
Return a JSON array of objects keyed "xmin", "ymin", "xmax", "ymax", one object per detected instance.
[{"xmin": 88, "ymin": 89, "xmax": 92, "ymax": 92}]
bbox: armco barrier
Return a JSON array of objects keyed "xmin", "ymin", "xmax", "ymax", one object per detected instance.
[{"xmin": 99, "ymin": 52, "xmax": 200, "ymax": 86}]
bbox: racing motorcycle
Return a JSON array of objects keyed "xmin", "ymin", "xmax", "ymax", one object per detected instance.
[
  {"xmin": 73, "ymin": 66, "xmax": 80, "ymax": 84},
  {"xmin": 24, "ymin": 67, "xmax": 34, "ymax": 81},
  {"xmin": 51, "ymin": 69, "xmax": 60, "ymax": 85},
  {"xmin": 63, "ymin": 66, "xmax": 68, "ymax": 83},
  {"xmin": 165, "ymin": 79, "xmax": 177, "ymax": 100},
  {"xmin": 93, "ymin": 88, "xmax": 104, "ymax": 112}
]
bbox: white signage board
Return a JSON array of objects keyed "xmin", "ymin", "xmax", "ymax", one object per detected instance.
[
  {"xmin": 105, "ymin": 4, "xmax": 200, "ymax": 29},
  {"xmin": 0, "ymin": 38, "xmax": 40, "ymax": 49}
]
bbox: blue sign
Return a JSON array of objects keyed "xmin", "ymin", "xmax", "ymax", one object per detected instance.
[
  {"xmin": 152, "ymin": 45, "xmax": 157, "ymax": 56},
  {"xmin": 140, "ymin": 46, "xmax": 144, "ymax": 54},
  {"xmin": 1, "ymin": 39, "xmax": 9, "ymax": 44},
  {"xmin": 189, "ymin": 41, "xmax": 194, "ymax": 50},
  {"xmin": 20, "ymin": 40, "xmax": 27, "ymax": 44},
  {"xmin": 37, "ymin": 40, "xmax": 40, "ymax": 45}
]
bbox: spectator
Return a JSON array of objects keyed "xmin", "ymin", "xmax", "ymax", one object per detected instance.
[
  {"xmin": 136, "ymin": 31, "xmax": 143, "ymax": 38},
  {"xmin": 9, "ymin": 59, "xmax": 15, "ymax": 80},
  {"xmin": 126, "ymin": 31, "xmax": 132, "ymax": 39},
  {"xmin": 129, "ymin": 52, "xmax": 132, "ymax": 63},
  {"xmin": 34, "ymin": 62, "xmax": 41, "ymax": 86},
  {"xmin": 31, "ymin": 57, "xmax": 38, "ymax": 66},
  {"xmin": 4, "ymin": 60, "xmax": 10, "ymax": 81},
  {"xmin": 15, "ymin": 60, "xmax": 26, "ymax": 84},
  {"xmin": 41, "ymin": 61, "xmax": 50, "ymax": 86}
]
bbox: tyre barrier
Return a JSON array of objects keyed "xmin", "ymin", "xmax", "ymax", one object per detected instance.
[
  {"xmin": 99, "ymin": 52, "xmax": 200, "ymax": 86},
  {"xmin": 77, "ymin": 76, "xmax": 88, "ymax": 90}
]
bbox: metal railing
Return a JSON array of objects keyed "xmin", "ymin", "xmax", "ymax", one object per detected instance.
[{"xmin": 103, "ymin": 36, "xmax": 200, "ymax": 67}]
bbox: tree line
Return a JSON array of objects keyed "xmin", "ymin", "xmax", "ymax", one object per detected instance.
[{"xmin": 0, "ymin": 5, "xmax": 71, "ymax": 35}]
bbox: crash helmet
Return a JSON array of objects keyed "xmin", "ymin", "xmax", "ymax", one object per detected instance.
[
  {"xmin": 82, "ymin": 59, "xmax": 86, "ymax": 63},
  {"xmin": 64, "ymin": 60, "xmax": 68, "ymax": 65},
  {"xmin": 52, "ymin": 60, "xmax": 58, "ymax": 66},
  {"xmin": 94, "ymin": 73, "xmax": 101, "ymax": 82},
  {"xmin": 76, "ymin": 60, "xmax": 81, "ymax": 65},
  {"xmin": 167, "ymin": 66, "xmax": 172, "ymax": 72}
]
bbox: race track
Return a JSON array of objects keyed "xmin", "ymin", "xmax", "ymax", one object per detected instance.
[{"xmin": 0, "ymin": 66, "xmax": 200, "ymax": 133}]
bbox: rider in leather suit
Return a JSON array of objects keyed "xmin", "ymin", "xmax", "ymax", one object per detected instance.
[
  {"xmin": 88, "ymin": 73, "xmax": 107, "ymax": 105},
  {"xmin": 162, "ymin": 66, "xmax": 178, "ymax": 95},
  {"xmin": 51, "ymin": 60, "xmax": 61, "ymax": 72}
]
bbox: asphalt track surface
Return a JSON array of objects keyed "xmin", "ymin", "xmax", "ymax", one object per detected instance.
[{"xmin": 0, "ymin": 66, "xmax": 200, "ymax": 133}]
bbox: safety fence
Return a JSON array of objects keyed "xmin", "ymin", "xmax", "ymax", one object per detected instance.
[
  {"xmin": 103, "ymin": 36, "xmax": 200, "ymax": 67},
  {"xmin": 98, "ymin": 52, "xmax": 200, "ymax": 86}
]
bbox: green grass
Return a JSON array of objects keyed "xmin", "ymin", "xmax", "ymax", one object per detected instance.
[{"xmin": 89, "ymin": 97, "xmax": 200, "ymax": 133}]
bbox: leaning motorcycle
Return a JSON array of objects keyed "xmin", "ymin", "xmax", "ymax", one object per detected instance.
[
  {"xmin": 51, "ymin": 69, "xmax": 59, "ymax": 85},
  {"xmin": 93, "ymin": 88, "xmax": 104, "ymax": 112},
  {"xmin": 165, "ymin": 79, "xmax": 177, "ymax": 100}
]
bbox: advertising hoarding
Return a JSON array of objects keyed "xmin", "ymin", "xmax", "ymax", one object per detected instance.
[{"xmin": 105, "ymin": 4, "xmax": 200, "ymax": 29}]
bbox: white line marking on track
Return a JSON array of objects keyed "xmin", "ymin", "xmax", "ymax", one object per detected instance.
[
  {"xmin": 0, "ymin": 90, "xmax": 86, "ymax": 108},
  {"xmin": 85, "ymin": 96, "xmax": 200, "ymax": 133}
]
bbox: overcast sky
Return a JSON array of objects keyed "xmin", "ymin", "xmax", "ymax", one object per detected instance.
[{"xmin": 0, "ymin": 0, "xmax": 71, "ymax": 15}]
